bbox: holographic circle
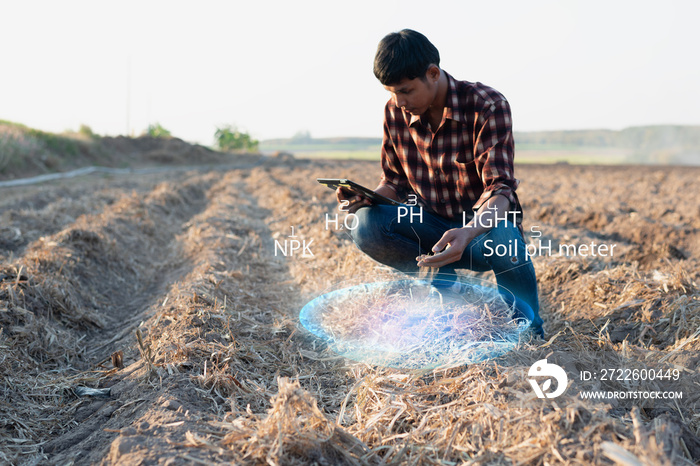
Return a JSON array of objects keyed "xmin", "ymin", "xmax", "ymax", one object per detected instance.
[{"xmin": 299, "ymin": 276, "xmax": 532, "ymax": 370}]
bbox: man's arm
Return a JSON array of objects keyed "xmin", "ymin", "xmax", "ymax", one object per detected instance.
[
  {"xmin": 417, "ymin": 193, "xmax": 510, "ymax": 268},
  {"xmin": 471, "ymin": 99, "xmax": 519, "ymax": 214},
  {"xmin": 374, "ymin": 184, "xmax": 401, "ymax": 201},
  {"xmin": 335, "ymin": 184, "xmax": 400, "ymax": 214},
  {"xmin": 418, "ymin": 97, "xmax": 518, "ymax": 268}
]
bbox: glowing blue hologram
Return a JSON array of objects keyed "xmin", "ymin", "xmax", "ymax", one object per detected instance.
[{"xmin": 300, "ymin": 276, "xmax": 532, "ymax": 370}]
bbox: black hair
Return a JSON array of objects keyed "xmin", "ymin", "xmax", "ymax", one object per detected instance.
[{"xmin": 373, "ymin": 29, "xmax": 440, "ymax": 85}]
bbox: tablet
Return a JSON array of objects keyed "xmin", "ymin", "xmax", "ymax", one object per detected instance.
[{"xmin": 316, "ymin": 178, "xmax": 403, "ymax": 206}]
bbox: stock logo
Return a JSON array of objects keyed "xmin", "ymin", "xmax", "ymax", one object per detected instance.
[{"xmin": 528, "ymin": 359, "xmax": 568, "ymax": 399}]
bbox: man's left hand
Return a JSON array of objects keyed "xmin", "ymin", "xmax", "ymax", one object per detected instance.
[{"xmin": 416, "ymin": 227, "xmax": 475, "ymax": 268}]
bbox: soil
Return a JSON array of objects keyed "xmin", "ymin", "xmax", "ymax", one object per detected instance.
[{"xmin": 1, "ymin": 144, "xmax": 699, "ymax": 465}]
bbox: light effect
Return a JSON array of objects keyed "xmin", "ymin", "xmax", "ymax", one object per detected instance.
[{"xmin": 300, "ymin": 276, "xmax": 532, "ymax": 370}]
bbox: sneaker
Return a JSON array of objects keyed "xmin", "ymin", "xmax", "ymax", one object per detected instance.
[{"xmin": 530, "ymin": 323, "xmax": 545, "ymax": 339}]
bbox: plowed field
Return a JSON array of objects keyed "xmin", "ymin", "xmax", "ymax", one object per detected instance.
[{"xmin": 1, "ymin": 155, "xmax": 699, "ymax": 465}]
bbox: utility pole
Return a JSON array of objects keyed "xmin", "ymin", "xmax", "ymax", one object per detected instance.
[{"xmin": 126, "ymin": 56, "xmax": 131, "ymax": 136}]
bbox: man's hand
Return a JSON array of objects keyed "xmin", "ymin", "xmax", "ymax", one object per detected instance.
[
  {"xmin": 336, "ymin": 187, "xmax": 371, "ymax": 214},
  {"xmin": 417, "ymin": 227, "xmax": 476, "ymax": 268},
  {"xmin": 418, "ymin": 194, "xmax": 511, "ymax": 268}
]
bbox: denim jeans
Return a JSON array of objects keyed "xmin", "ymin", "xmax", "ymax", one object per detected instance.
[{"xmin": 350, "ymin": 205, "xmax": 544, "ymax": 337}]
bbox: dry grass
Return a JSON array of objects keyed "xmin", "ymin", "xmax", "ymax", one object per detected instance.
[
  {"xmin": 1, "ymin": 160, "xmax": 699, "ymax": 464},
  {"xmin": 304, "ymin": 277, "xmax": 528, "ymax": 371},
  {"xmin": 0, "ymin": 172, "xmax": 213, "ymax": 462}
]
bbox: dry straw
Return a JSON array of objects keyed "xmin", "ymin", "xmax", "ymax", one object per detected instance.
[
  {"xmin": 1, "ymin": 161, "xmax": 699, "ymax": 464},
  {"xmin": 308, "ymin": 277, "xmax": 528, "ymax": 371}
]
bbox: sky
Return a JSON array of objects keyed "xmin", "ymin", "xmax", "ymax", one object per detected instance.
[{"xmin": 2, "ymin": 0, "xmax": 699, "ymax": 145}]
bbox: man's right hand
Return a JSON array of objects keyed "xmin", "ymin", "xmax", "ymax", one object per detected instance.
[{"xmin": 336, "ymin": 187, "xmax": 372, "ymax": 214}]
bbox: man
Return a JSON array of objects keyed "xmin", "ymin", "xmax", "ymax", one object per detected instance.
[{"xmin": 336, "ymin": 29, "xmax": 544, "ymax": 337}]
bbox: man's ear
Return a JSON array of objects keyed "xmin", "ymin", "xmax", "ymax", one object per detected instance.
[{"xmin": 426, "ymin": 64, "xmax": 440, "ymax": 83}]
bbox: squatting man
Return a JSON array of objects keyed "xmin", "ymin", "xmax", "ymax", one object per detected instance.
[{"xmin": 335, "ymin": 29, "xmax": 544, "ymax": 337}]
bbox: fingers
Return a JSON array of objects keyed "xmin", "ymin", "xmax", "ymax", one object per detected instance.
[
  {"xmin": 417, "ymin": 248, "xmax": 458, "ymax": 268},
  {"xmin": 416, "ymin": 229, "xmax": 468, "ymax": 268},
  {"xmin": 335, "ymin": 187, "xmax": 361, "ymax": 205},
  {"xmin": 335, "ymin": 187, "xmax": 350, "ymax": 203},
  {"xmin": 335, "ymin": 188, "xmax": 370, "ymax": 213},
  {"xmin": 416, "ymin": 252, "xmax": 432, "ymax": 267},
  {"xmin": 347, "ymin": 197, "xmax": 371, "ymax": 213},
  {"xmin": 431, "ymin": 234, "xmax": 452, "ymax": 253},
  {"xmin": 429, "ymin": 229, "xmax": 456, "ymax": 254}
]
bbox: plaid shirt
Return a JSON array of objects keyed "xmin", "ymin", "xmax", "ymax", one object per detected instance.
[{"xmin": 379, "ymin": 72, "xmax": 522, "ymax": 224}]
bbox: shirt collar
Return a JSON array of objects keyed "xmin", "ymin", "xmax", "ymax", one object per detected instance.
[
  {"xmin": 443, "ymin": 72, "xmax": 466, "ymax": 124},
  {"xmin": 407, "ymin": 71, "xmax": 466, "ymax": 127}
]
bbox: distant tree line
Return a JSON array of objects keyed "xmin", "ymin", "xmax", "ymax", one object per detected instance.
[
  {"xmin": 514, "ymin": 126, "xmax": 700, "ymax": 150},
  {"xmin": 514, "ymin": 126, "xmax": 700, "ymax": 164},
  {"xmin": 214, "ymin": 125, "xmax": 258, "ymax": 152},
  {"xmin": 141, "ymin": 122, "xmax": 260, "ymax": 152},
  {"xmin": 264, "ymin": 126, "xmax": 700, "ymax": 151}
]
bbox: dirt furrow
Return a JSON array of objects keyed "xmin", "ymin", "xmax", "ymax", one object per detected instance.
[
  {"xmin": 0, "ymin": 171, "xmax": 224, "ymax": 463},
  {"xmin": 0, "ymin": 171, "xmax": 198, "ymax": 257},
  {"xmin": 42, "ymin": 167, "xmax": 325, "ymax": 464},
  {"xmin": 2, "ymin": 160, "xmax": 698, "ymax": 465}
]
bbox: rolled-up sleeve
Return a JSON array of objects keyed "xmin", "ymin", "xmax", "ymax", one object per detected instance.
[{"xmin": 472, "ymin": 99, "xmax": 519, "ymax": 212}]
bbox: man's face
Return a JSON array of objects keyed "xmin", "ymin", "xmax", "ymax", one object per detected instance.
[{"xmin": 384, "ymin": 75, "xmax": 438, "ymax": 116}]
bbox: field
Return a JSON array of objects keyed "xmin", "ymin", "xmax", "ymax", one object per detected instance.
[
  {"xmin": 270, "ymin": 147, "xmax": 632, "ymax": 165},
  {"xmin": 1, "ymin": 144, "xmax": 699, "ymax": 464}
]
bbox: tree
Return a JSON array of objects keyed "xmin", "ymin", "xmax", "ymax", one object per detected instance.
[
  {"xmin": 215, "ymin": 125, "xmax": 259, "ymax": 152},
  {"xmin": 291, "ymin": 130, "xmax": 312, "ymax": 142},
  {"xmin": 146, "ymin": 123, "xmax": 171, "ymax": 138}
]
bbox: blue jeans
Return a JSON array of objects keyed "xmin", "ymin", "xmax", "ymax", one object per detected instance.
[{"xmin": 350, "ymin": 205, "xmax": 544, "ymax": 337}]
